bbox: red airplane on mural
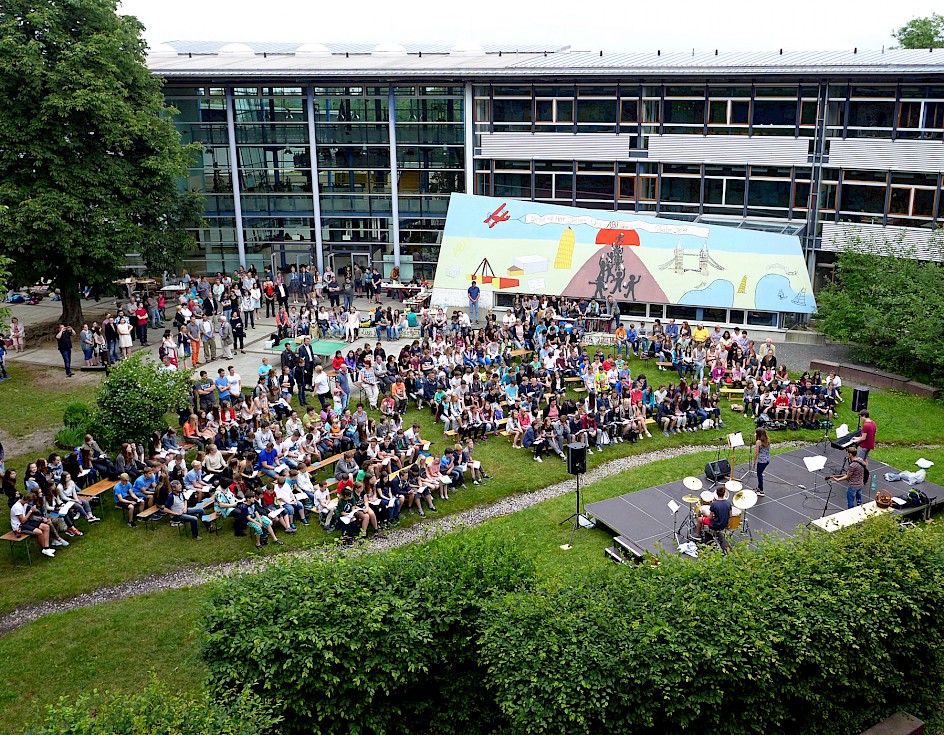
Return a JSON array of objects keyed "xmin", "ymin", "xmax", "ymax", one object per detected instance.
[{"xmin": 483, "ymin": 202, "xmax": 511, "ymax": 228}]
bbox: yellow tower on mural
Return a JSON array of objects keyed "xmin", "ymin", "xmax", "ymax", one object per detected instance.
[
  {"xmin": 555, "ymin": 227, "xmax": 575, "ymax": 269},
  {"xmin": 737, "ymin": 275, "xmax": 747, "ymax": 294}
]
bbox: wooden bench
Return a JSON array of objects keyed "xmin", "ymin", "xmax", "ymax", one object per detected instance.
[
  {"xmin": 307, "ymin": 453, "xmax": 343, "ymax": 475},
  {"xmin": 509, "ymin": 349, "xmax": 532, "ymax": 359},
  {"xmin": 656, "ymin": 361, "xmax": 674, "ymax": 369},
  {"xmin": 79, "ymin": 479, "xmax": 117, "ymax": 514},
  {"xmin": 2, "ymin": 530, "xmax": 34, "ymax": 566},
  {"xmin": 137, "ymin": 504, "xmax": 165, "ymax": 531},
  {"xmin": 720, "ymin": 387, "xmax": 744, "ymax": 395},
  {"xmin": 444, "ymin": 430, "xmax": 458, "ymax": 438},
  {"xmin": 573, "ymin": 386, "xmax": 587, "ymax": 393},
  {"xmin": 564, "ymin": 376, "xmax": 583, "ymax": 383}
]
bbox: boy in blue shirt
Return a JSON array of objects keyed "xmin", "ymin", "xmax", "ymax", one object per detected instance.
[{"xmin": 114, "ymin": 473, "xmax": 145, "ymax": 527}]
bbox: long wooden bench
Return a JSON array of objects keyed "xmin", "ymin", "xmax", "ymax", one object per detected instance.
[
  {"xmin": 2, "ymin": 530, "xmax": 34, "ymax": 566},
  {"xmin": 307, "ymin": 453, "xmax": 343, "ymax": 474},
  {"xmin": 79, "ymin": 479, "xmax": 117, "ymax": 514},
  {"xmin": 720, "ymin": 387, "xmax": 744, "ymax": 395},
  {"xmin": 137, "ymin": 504, "xmax": 165, "ymax": 531}
]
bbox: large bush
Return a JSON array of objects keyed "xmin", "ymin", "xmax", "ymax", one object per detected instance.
[
  {"xmin": 202, "ymin": 532, "xmax": 536, "ymax": 735},
  {"xmin": 480, "ymin": 520, "xmax": 944, "ymax": 735},
  {"xmin": 25, "ymin": 678, "xmax": 278, "ymax": 735},
  {"xmin": 816, "ymin": 236, "xmax": 944, "ymax": 384},
  {"xmin": 93, "ymin": 352, "xmax": 192, "ymax": 447}
]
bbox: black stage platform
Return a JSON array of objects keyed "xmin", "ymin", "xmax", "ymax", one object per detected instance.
[{"xmin": 585, "ymin": 444, "xmax": 943, "ymax": 555}]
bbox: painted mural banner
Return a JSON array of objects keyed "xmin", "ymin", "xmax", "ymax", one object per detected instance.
[{"xmin": 433, "ymin": 193, "xmax": 816, "ymax": 314}]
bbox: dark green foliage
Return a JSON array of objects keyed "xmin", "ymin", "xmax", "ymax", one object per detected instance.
[
  {"xmin": 815, "ymin": 238, "xmax": 944, "ymax": 384},
  {"xmin": 24, "ymin": 677, "xmax": 278, "ymax": 735},
  {"xmin": 93, "ymin": 352, "xmax": 192, "ymax": 447},
  {"xmin": 893, "ymin": 14, "xmax": 944, "ymax": 48},
  {"xmin": 0, "ymin": 0, "xmax": 201, "ymax": 327},
  {"xmin": 62, "ymin": 402, "xmax": 91, "ymax": 429},
  {"xmin": 201, "ymin": 532, "xmax": 536, "ymax": 735},
  {"xmin": 480, "ymin": 520, "xmax": 944, "ymax": 735}
]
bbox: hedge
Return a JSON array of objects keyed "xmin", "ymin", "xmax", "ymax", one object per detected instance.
[
  {"xmin": 201, "ymin": 530, "xmax": 537, "ymax": 735},
  {"xmin": 480, "ymin": 519, "xmax": 944, "ymax": 735},
  {"xmin": 24, "ymin": 678, "xmax": 277, "ymax": 735}
]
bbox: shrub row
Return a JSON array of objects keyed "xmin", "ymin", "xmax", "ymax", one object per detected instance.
[
  {"xmin": 202, "ymin": 520, "xmax": 944, "ymax": 735},
  {"xmin": 201, "ymin": 530, "xmax": 537, "ymax": 735}
]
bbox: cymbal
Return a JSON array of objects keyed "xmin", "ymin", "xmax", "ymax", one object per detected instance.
[
  {"xmin": 681, "ymin": 494, "xmax": 700, "ymax": 504},
  {"xmin": 725, "ymin": 480, "xmax": 743, "ymax": 494},
  {"xmin": 683, "ymin": 476, "xmax": 703, "ymax": 491},
  {"xmin": 733, "ymin": 488, "xmax": 758, "ymax": 510},
  {"xmin": 700, "ymin": 490, "xmax": 714, "ymax": 504}
]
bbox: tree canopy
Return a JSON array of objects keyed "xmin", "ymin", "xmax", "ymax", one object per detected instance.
[
  {"xmin": 892, "ymin": 14, "xmax": 944, "ymax": 49},
  {"xmin": 815, "ymin": 235, "xmax": 944, "ymax": 385},
  {"xmin": 0, "ymin": 0, "xmax": 201, "ymax": 327}
]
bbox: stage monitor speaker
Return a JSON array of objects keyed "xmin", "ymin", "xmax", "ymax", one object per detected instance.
[
  {"xmin": 705, "ymin": 459, "xmax": 730, "ymax": 482},
  {"xmin": 567, "ymin": 442, "xmax": 587, "ymax": 475},
  {"xmin": 852, "ymin": 386, "xmax": 870, "ymax": 413}
]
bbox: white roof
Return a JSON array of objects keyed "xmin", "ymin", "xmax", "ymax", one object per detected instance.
[{"xmin": 149, "ymin": 43, "xmax": 944, "ymax": 79}]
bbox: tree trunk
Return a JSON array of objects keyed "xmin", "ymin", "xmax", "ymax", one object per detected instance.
[{"xmin": 58, "ymin": 278, "xmax": 85, "ymax": 330}]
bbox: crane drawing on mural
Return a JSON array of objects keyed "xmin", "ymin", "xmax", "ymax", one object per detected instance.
[{"xmin": 657, "ymin": 241, "xmax": 725, "ymax": 276}]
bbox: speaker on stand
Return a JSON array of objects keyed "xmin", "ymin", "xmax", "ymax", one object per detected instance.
[
  {"xmin": 851, "ymin": 386, "xmax": 870, "ymax": 413},
  {"xmin": 560, "ymin": 443, "xmax": 592, "ymax": 549}
]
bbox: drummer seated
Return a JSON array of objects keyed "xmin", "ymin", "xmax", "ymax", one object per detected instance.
[{"xmin": 699, "ymin": 486, "xmax": 732, "ymax": 553}]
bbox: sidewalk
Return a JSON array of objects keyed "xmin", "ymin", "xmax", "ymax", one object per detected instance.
[{"xmin": 4, "ymin": 293, "xmax": 417, "ymax": 378}]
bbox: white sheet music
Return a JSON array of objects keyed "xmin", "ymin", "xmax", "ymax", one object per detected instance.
[
  {"xmin": 727, "ymin": 432, "xmax": 744, "ymax": 448},
  {"xmin": 667, "ymin": 499, "xmax": 680, "ymax": 514},
  {"xmin": 835, "ymin": 423, "xmax": 850, "ymax": 438},
  {"xmin": 803, "ymin": 455, "xmax": 828, "ymax": 472}
]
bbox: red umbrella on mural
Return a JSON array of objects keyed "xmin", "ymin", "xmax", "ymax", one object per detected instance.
[{"xmin": 594, "ymin": 228, "xmax": 640, "ymax": 247}]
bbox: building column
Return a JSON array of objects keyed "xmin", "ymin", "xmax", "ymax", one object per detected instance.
[
  {"xmin": 306, "ymin": 86, "xmax": 326, "ymax": 272},
  {"xmin": 388, "ymin": 86, "xmax": 401, "ymax": 268},
  {"xmin": 464, "ymin": 82, "xmax": 474, "ymax": 195},
  {"xmin": 225, "ymin": 88, "xmax": 247, "ymax": 268}
]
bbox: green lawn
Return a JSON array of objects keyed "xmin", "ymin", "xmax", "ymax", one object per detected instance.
[
  {"xmin": 1, "ymin": 362, "xmax": 98, "ymax": 439},
  {"xmin": 0, "ymin": 587, "xmax": 206, "ymax": 735}
]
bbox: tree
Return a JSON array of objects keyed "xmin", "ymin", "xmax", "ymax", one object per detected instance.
[
  {"xmin": 92, "ymin": 351, "xmax": 193, "ymax": 448},
  {"xmin": 815, "ymin": 232, "xmax": 944, "ymax": 384},
  {"xmin": 0, "ymin": 0, "xmax": 201, "ymax": 328},
  {"xmin": 892, "ymin": 14, "xmax": 944, "ymax": 49}
]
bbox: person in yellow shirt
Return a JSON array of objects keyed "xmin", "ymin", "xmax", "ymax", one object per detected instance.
[
  {"xmin": 614, "ymin": 324, "xmax": 628, "ymax": 357},
  {"xmin": 692, "ymin": 323, "xmax": 710, "ymax": 345}
]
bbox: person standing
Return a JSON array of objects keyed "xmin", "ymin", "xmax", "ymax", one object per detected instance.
[
  {"xmin": 851, "ymin": 410, "xmax": 876, "ymax": 462},
  {"xmin": 55, "ymin": 324, "xmax": 75, "ymax": 377},
  {"xmin": 754, "ymin": 427, "xmax": 770, "ymax": 496},
  {"xmin": 218, "ymin": 316, "xmax": 234, "ymax": 360},
  {"xmin": 467, "ymin": 280, "xmax": 481, "ymax": 323},
  {"xmin": 230, "ymin": 311, "xmax": 246, "ymax": 354},
  {"xmin": 134, "ymin": 302, "xmax": 149, "ymax": 346},
  {"xmin": 830, "ymin": 445, "xmax": 867, "ymax": 509},
  {"xmin": 294, "ymin": 358, "xmax": 309, "ymax": 407},
  {"xmin": 201, "ymin": 315, "xmax": 217, "ymax": 363},
  {"xmin": 312, "ymin": 364, "xmax": 331, "ymax": 410},
  {"xmin": 9, "ymin": 317, "xmax": 25, "ymax": 352}
]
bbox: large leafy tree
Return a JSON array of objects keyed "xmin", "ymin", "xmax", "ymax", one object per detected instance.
[
  {"xmin": 0, "ymin": 0, "xmax": 201, "ymax": 327},
  {"xmin": 892, "ymin": 14, "xmax": 944, "ymax": 49},
  {"xmin": 815, "ymin": 234, "xmax": 944, "ymax": 384}
]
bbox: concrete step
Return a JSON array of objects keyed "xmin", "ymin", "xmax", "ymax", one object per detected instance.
[{"xmin": 782, "ymin": 330, "xmax": 827, "ymax": 345}]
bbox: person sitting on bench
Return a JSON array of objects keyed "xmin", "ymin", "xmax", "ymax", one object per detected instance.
[
  {"xmin": 114, "ymin": 473, "xmax": 145, "ymax": 527},
  {"xmin": 10, "ymin": 491, "xmax": 57, "ymax": 557},
  {"xmin": 164, "ymin": 480, "xmax": 205, "ymax": 541}
]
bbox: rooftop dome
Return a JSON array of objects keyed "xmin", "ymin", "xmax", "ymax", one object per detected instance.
[
  {"xmin": 148, "ymin": 42, "xmax": 178, "ymax": 56},
  {"xmin": 217, "ymin": 43, "xmax": 255, "ymax": 56},
  {"xmin": 295, "ymin": 42, "xmax": 331, "ymax": 56},
  {"xmin": 371, "ymin": 43, "xmax": 407, "ymax": 56}
]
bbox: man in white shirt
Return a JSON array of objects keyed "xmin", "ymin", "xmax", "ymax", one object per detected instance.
[
  {"xmin": 274, "ymin": 471, "xmax": 308, "ymax": 527},
  {"xmin": 226, "ymin": 366, "xmax": 242, "ymax": 400},
  {"xmin": 285, "ymin": 411, "xmax": 304, "ymax": 437},
  {"xmin": 11, "ymin": 495, "xmax": 55, "ymax": 557},
  {"xmin": 312, "ymin": 364, "xmax": 331, "ymax": 410},
  {"xmin": 359, "ymin": 358, "xmax": 380, "ymax": 410}
]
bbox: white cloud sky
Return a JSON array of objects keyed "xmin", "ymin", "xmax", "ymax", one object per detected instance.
[{"xmin": 120, "ymin": 0, "xmax": 939, "ymax": 53}]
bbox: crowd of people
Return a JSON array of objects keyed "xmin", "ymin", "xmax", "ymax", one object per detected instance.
[{"xmin": 3, "ymin": 272, "xmax": 849, "ymax": 557}]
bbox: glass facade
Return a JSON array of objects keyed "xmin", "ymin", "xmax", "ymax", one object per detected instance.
[
  {"xmin": 164, "ymin": 71, "xmax": 944, "ymax": 281},
  {"xmin": 166, "ymin": 83, "xmax": 465, "ymax": 280}
]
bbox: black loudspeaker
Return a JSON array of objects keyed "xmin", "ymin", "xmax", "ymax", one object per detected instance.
[
  {"xmin": 705, "ymin": 459, "xmax": 730, "ymax": 482},
  {"xmin": 567, "ymin": 442, "xmax": 587, "ymax": 475},
  {"xmin": 852, "ymin": 386, "xmax": 870, "ymax": 413}
]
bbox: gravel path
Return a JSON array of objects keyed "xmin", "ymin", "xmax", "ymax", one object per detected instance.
[{"xmin": 0, "ymin": 440, "xmax": 809, "ymax": 637}]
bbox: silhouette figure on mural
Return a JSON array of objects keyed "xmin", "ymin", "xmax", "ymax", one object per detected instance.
[
  {"xmin": 599, "ymin": 254, "xmax": 612, "ymax": 284},
  {"xmin": 589, "ymin": 269, "xmax": 607, "ymax": 300},
  {"xmin": 625, "ymin": 274, "xmax": 641, "ymax": 301},
  {"xmin": 613, "ymin": 260, "xmax": 626, "ymax": 295}
]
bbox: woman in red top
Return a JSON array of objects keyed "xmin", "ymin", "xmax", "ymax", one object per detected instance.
[
  {"xmin": 135, "ymin": 304, "xmax": 149, "ymax": 346},
  {"xmin": 332, "ymin": 350, "xmax": 345, "ymax": 371}
]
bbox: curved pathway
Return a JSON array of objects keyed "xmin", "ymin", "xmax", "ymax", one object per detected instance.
[{"xmin": 0, "ymin": 440, "xmax": 811, "ymax": 636}]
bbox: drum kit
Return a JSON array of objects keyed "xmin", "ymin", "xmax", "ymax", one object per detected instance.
[{"xmin": 677, "ymin": 476, "xmax": 757, "ymax": 544}]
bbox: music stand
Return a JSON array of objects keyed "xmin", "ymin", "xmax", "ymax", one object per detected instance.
[
  {"xmin": 656, "ymin": 499, "xmax": 684, "ymax": 547},
  {"xmin": 801, "ymin": 454, "xmax": 834, "ymax": 523}
]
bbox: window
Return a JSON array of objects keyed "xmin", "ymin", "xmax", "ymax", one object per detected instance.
[
  {"xmin": 848, "ymin": 101, "xmax": 894, "ymax": 128},
  {"xmin": 663, "ymin": 100, "xmax": 704, "ymax": 125},
  {"xmin": 620, "ymin": 99, "xmax": 638, "ymax": 124},
  {"xmin": 493, "ymin": 173, "xmax": 530, "ymax": 198},
  {"xmin": 576, "ymin": 99, "xmax": 617, "ymax": 124},
  {"xmin": 619, "ymin": 176, "xmax": 636, "ymax": 200},
  {"xmin": 666, "ymin": 305, "xmax": 697, "ymax": 320},
  {"xmin": 575, "ymin": 175, "xmax": 614, "ymax": 200},
  {"xmin": 701, "ymin": 308, "xmax": 726, "ymax": 323},
  {"xmin": 752, "ymin": 100, "xmax": 797, "ymax": 127},
  {"xmin": 747, "ymin": 311, "xmax": 779, "ymax": 327},
  {"xmin": 840, "ymin": 183, "xmax": 886, "ymax": 214},
  {"xmin": 660, "ymin": 176, "xmax": 700, "ymax": 204},
  {"xmin": 618, "ymin": 302, "xmax": 646, "ymax": 316},
  {"xmin": 492, "ymin": 99, "xmax": 531, "ymax": 123},
  {"xmin": 748, "ymin": 180, "xmax": 791, "ymax": 209},
  {"xmin": 729, "ymin": 310, "xmax": 745, "ymax": 324}
]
